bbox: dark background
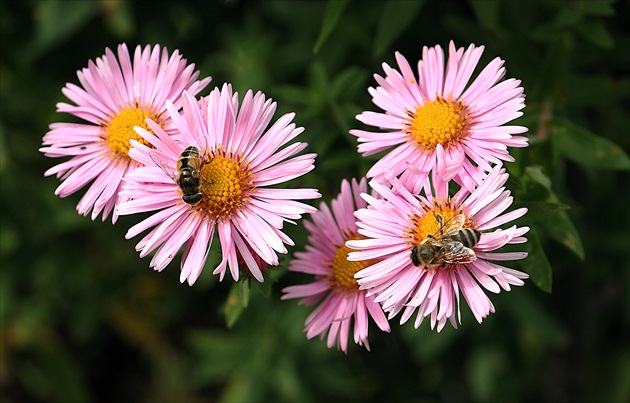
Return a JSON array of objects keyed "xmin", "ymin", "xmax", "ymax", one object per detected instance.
[{"xmin": 1, "ymin": 0, "xmax": 628, "ymax": 402}]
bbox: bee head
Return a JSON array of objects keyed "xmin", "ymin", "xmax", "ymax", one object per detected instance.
[{"xmin": 411, "ymin": 244, "xmax": 438, "ymax": 267}]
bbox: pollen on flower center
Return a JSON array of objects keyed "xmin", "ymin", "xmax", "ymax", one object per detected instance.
[
  {"xmin": 197, "ymin": 152, "xmax": 252, "ymax": 219},
  {"xmin": 407, "ymin": 200, "xmax": 473, "ymax": 246},
  {"xmin": 407, "ymin": 200, "xmax": 478, "ymax": 271},
  {"xmin": 329, "ymin": 234, "xmax": 376, "ymax": 294},
  {"xmin": 105, "ymin": 105, "xmax": 160, "ymax": 157},
  {"xmin": 404, "ymin": 96, "xmax": 470, "ymax": 151}
]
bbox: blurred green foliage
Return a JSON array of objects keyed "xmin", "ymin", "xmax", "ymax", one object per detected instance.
[{"xmin": 1, "ymin": 0, "xmax": 629, "ymax": 402}]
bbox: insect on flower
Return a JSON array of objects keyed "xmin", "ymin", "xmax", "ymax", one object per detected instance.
[
  {"xmin": 117, "ymin": 86, "xmax": 321, "ymax": 284},
  {"xmin": 411, "ymin": 213, "xmax": 481, "ymax": 268},
  {"xmin": 150, "ymin": 136, "xmax": 212, "ymax": 206},
  {"xmin": 40, "ymin": 43, "xmax": 211, "ymax": 222}
]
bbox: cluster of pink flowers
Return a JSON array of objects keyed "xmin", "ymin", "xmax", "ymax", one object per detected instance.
[
  {"xmin": 42, "ymin": 41, "xmax": 530, "ymax": 353},
  {"xmin": 282, "ymin": 41, "xmax": 530, "ymax": 352},
  {"xmin": 41, "ymin": 43, "xmax": 320, "ymax": 283}
]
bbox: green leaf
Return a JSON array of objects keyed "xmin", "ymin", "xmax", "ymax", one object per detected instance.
[
  {"xmin": 576, "ymin": 19, "xmax": 614, "ymax": 49},
  {"xmin": 29, "ymin": 0, "xmax": 99, "ymax": 60},
  {"xmin": 517, "ymin": 165, "xmax": 585, "ymax": 261},
  {"xmin": 238, "ymin": 279, "xmax": 251, "ymax": 308},
  {"xmin": 524, "ymin": 166, "xmax": 552, "ymax": 190},
  {"xmin": 311, "ymin": 61, "xmax": 357, "ymax": 135},
  {"xmin": 186, "ymin": 330, "xmax": 246, "ymax": 381},
  {"xmin": 402, "ymin": 322, "xmax": 459, "ymax": 364},
  {"xmin": 578, "ymin": 0, "xmax": 616, "ymax": 16},
  {"xmin": 313, "ymin": 0, "xmax": 351, "ymax": 53},
  {"xmin": 103, "ymin": 0, "xmax": 135, "ymax": 38},
  {"xmin": 589, "ymin": 348, "xmax": 630, "ymax": 403},
  {"xmin": 0, "ymin": 121, "xmax": 9, "ymax": 174},
  {"xmin": 553, "ymin": 6, "xmax": 582, "ymax": 29},
  {"xmin": 273, "ymin": 85, "xmax": 312, "ymax": 106},
  {"xmin": 329, "ymin": 66, "xmax": 368, "ymax": 100},
  {"xmin": 551, "ymin": 117, "xmax": 630, "ymax": 170},
  {"xmin": 503, "ymin": 288, "xmax": 569, "ymax": 346},
  {"xmin": 567, "ymin": 75, "xmax": 630, "ymax": 108},
  {"xmin": 224, "ymin": 281, "xmax": 250, "ymax": 328},
  {"xmin": 258, "ymin": 281, "xmax": 273, "ymax": 299},
  {"xmin": 513, "ymin": 201, "xmax": 570, "ymax": 225},
  {"xmin": 469, "ymin": 0, "xmax": 500, "ymax": 31},
  {"xmin": 468, "ymin": 345, "xmax": 503, "ymax": 402},
  {"xmin": 535, "ymin": 35, "xmax": 570, "ymax": 101},
  {"xmin": 539, "ymin": 202, "xmax": 585, "ymax": 260},
  {"xmin": 16, "ymin": 338, "xmax": 91, "ymax": 403},
  {"xmin": 220, "ymin": 375, "xmax": 257, "ymax": 403},
  {"xmin": 373, "ymin": 0, "xmax": 425, "ymax": 58},
  {"xmin": 520, "ymin": 227, "xmax": 552, "ymax": 293}
]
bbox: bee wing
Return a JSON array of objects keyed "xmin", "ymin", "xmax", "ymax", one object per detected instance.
[
  {"xmin": 149, "ymin": 150, "xmax": 178, "ymax": 183},
  {"xmin": 440, "ymin": 214, "xmax": 466, "ymax": 234},
  {"xmin": 429, "ymin": 213, "xmax": 465, "ymax": 240},
  {"xmin": 440, "ymin": 241, "xmax": 477, "ymax": 265},
  {"xmin": 192, "ymin": 135, "xmax": 209, "ymax": 159},
  {"xmin": 434, "ymin": 212, "xmax": 445, "ymax": 228}
]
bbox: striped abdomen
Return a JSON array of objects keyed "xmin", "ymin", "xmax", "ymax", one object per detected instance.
[{"xmin": 444, "ymin": 228, "xmax": 480, "ymax": 248}]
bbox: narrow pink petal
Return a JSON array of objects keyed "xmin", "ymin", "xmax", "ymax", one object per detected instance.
[{"xmin": 180, "ymin": 220, "xmax": 212, "ymax": 285}]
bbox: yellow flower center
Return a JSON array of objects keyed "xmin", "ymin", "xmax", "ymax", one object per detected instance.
[
  {"xmin": 408, "ymin": 203, "xmax": 459, "ymax": 244},
  {"xmin": 196, "ymin": 151, "xmax": 253, "ymax": 219},
  {"xmin": 404, "ymin": 96, "xmax": 470, "ymax": 151},
  {"xmin": 105, "ymin": 105, "xmax": 161, "ymax": 157},
  {"xmin": 328, "ymin": 234, "xmax": 377, "ymax": 294}
]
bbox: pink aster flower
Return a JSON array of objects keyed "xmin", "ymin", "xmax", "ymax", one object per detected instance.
[
  {"xmin": 347, "ymin": 165, "xmax": 529, "ymax": 331},
  {"xmin": 351, "ymin": 41, "xmax": 528, "ymax": 191},
  {"xmin": 282, "ymin": 178, "xmax": 390, "ymax": 353},
  {"xmin": 117, "ymin": 85, "xmax": 320, "ymax": 284},
  {"xmin": 40, "ymin": 43, "xmax": 211, "ymax": 222}
]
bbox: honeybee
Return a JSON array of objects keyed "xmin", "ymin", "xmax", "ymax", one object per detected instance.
[
  {"xmin": 150, "ymin": 137, "xmax": 210, "ymax": 205},
  {"xmin": 411, "ymin": 213, "xmax": 480, "ymax": 268}
]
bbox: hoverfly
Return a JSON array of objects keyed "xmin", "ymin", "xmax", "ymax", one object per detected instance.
[{"xmin": 150, "ymin": 136, "xmax": 210, "ymax": 205}]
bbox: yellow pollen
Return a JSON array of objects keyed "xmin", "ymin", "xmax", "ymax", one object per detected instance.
[
  {"xmin": 197, "ymin": 153, "xmax": 252, "ymax": 219},
  {"xmin": 405, "ymin": 96, "xmax": 469, "ymax": 151},
  {"xmin": 105, "ymin": 106, "xmax": 159, "ymax": 157},
  {"xmin": 328, "ymin": 234, "xmax": 377, "ymax": 294},
  {"xmin": 407, "ymin": 200, "xmax": 472, "ymax": 246}
]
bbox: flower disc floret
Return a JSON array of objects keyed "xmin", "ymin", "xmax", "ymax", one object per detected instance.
[
  {"xmin": 408, "ymin": 200, "xmax": 470, "ymax": 245},
  {"xmin": 282, "ymin": 178, "xmax": 390, "ymax": 353},
  {"xmin": 197, "ymin": 152, "xmax": 252, "ymax": 219},
  {"xmin": 347, "ymin": 165, "xmax": 529, "ymax": 331},
  {"xmin": 351, "ymin": 41, "xmax": 528, "ymax": 190},
  {"xmin": 118, "ymin": 85, "xmax": 320, "ymax": 284},
  {"xmin": 106, "ymin": 105, "xmax": 159, "ymax": 157},
  {"xmin": 40, "ymin": 43, "xmax": 211, "ymax": 222},
  {"xmin": 406, "ymin": 97, "xmax": 470, "ymax": 151},
  {"xmin": 329, "ymin": 234, "xmax": 376, "ymax": 294}
]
